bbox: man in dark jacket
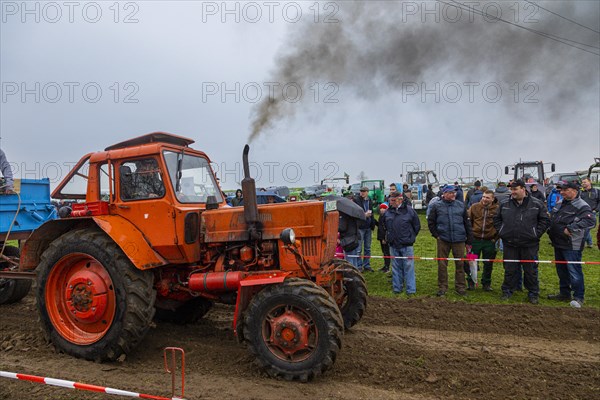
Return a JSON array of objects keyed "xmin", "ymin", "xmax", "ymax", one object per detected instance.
[
  {"xmin": 428, "ymin": 185, "xmax": 473, "ymax": 296},
  {"xmin": 494, "ymin": 180, "xmax": 550, "ymax": 304},
  {"xmin": 580, "ymin": 177, "xmax": 599, "ymax": 248},
  {"xmin": 353, "ymin": 187, "xmax": 375, "ymax": 272},
  {"xmin": 376, "ymin": 203, "xmax": 391, "ymax": 272},
  {"xmin": 468, "ymin": 190, "xmax": 499, "ymax": 291},
  {"xmin": 529, "ymin": 183, "xmax": 546, "ymax": 203},
  {"xmin": 384, "ymin": 192, "xmax": 421, "ymax": 295},
  {"xmin": 547, "ymin": 181, "xmax": 596, "ymax": 308},
  {"xmin": 339, "ymin": 212, "xmax": 361, "ymax": 269},
  {"xmin": 465, "ymin": 180, "xmax": 482, "ymax": 207},
  {"xmin": 494, "ymin": 182, "xmax": 510, "ymax": 203}
]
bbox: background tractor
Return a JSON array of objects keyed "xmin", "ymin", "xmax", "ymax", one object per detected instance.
[{"xmin": 16, "ymin": 132, "xmax": 367, "ymax": 382}]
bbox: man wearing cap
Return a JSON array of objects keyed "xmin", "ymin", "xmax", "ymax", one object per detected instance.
[
  {"xmin": 353, "ymin": 187, "xmax": 375, "ymax": 272},
  {"xmin": 465, "ymin": 180, "xmax": 482, "ymax": 208},
  {"xmin": 547, "ymin": 181, "xmax": 596, "ymax": 308},
  {"xmin": 376, "ymin": 203, "xmax": 391, "ymax": 273},
  {"xmin": 494, "ymin": 179, "xmax": 550, "ymax": 304},
  {"xmin": 383, "ymin": 192, "xmax": 420, "ymax": 295},
  {"xmin": 428, "ymin": 185, "xmax": 473, "ymax": 296}
]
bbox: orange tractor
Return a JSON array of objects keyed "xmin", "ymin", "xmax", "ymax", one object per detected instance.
[{"xmin": 19, "ymin": 132, "xmax": 367, "ymax": 381}]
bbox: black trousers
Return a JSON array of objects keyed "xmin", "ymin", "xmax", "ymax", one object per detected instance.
[
  {"xmin": 501, "ymin": 244, "xmax": 539, "ymax": 297},
  {"xmin": 380, "ymin": 241, "xmax": 391, "ymax": 268}
]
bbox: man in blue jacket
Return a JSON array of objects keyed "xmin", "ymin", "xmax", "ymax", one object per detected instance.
[
  {"xmin": 428, "ymin": 185, "xmax": 473, "ymax": 296},
  {"xmin": 383, "ymin": 192, "xmax": 421, "ymax": 295},
  {"xmin": 548, "ymin": 181, "xmax": 596, "ymax": 308}
]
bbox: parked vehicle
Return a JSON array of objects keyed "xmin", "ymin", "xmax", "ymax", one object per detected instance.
[
  {"xmin": 0, "ymin": 179, "xmax": 57, "ymax": 304},
  {"xmin": 505, "ymin": 160, "xmax": 555, "ymax": 195},
  {"xmin": 303, "ymin": 184, "xmax": 327, "ymax": 199},
  {"xmin": 403, "ymin": 171, "xmax": 439, "ymax": 210},
  {"xmin": 546, "ymin": 172, "xmax": 580, "ymax": 195},
  {"xmin": 360, "ymin": 179, "xmax": 385, "ymax": 208},
  {"xmin": 321, "ymin": 176, "xmax": 349, "ymax": 198}
]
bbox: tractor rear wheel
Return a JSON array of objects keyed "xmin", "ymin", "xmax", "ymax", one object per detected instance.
[
  {"xmin": 0, "ymin": 246, "xmax": 32, "ymax": 305},
  {"xmin": 36, "ymin": 229, "xmax": 156, "ymax": 361},
  {"xmin": 243, "ymin": 278, "xmax": 343, "ymax": 382},
  {"xmin": 331, "ymin": 259, "xmax": 368, "ymax": 329},
  {"xmin": 155, "ymin": 297, "xmax": 213, "ymax": 324}
]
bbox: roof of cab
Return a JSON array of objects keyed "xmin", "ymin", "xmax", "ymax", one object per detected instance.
[{"xmin": 105, "ymin": 132, "xmax": 195, "ymax": 151}]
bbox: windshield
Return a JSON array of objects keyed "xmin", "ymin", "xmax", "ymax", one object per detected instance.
[
  {"xmin": 163, "ymin": 151, "xmax": 223, "ymax": 203},
  {"xmin": 516, "ymin": 164, "xmax": 543, "ymax": 183}
]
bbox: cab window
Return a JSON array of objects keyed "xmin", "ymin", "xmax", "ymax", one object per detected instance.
[{"xmin": 119, "ymin": 158, "xmax": 166, "ymax": 201}]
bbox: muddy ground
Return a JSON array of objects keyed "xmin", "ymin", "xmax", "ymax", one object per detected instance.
[{"xmin": 1, "ymin": 292, "xmax": 598, "ymax": 400}]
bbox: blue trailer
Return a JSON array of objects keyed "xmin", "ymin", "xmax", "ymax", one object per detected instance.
[{"xmin": 0, "ymin": 179, "xmax": 57, "ymax": 304}]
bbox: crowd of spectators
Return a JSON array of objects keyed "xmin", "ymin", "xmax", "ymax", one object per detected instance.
[{"xmin": 346, "ymin": 177, "xmax": 598, "ymax": 308}]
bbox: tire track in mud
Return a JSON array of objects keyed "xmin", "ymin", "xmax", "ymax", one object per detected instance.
[
  {"xmin": 1, "ymin": 295, "xmax": 599, "ymax": 400},
  {"xmin": 352, "ymin": 324, "xmax": 600, "ymax": 363}
]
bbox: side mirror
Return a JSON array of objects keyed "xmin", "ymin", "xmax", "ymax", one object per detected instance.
[
  {"xmin": 504, "ymin": 166, "xmax": 509, "ymax": 175},
  {"xmin": 551, "ymin": 163, "xmax": 556, "ymax": 172}
]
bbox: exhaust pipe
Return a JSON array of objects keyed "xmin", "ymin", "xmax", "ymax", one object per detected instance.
[{"xmin": 241, "ymin": 145, "xmax": 261, "ymax": 240}]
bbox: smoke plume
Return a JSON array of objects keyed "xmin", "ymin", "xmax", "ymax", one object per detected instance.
[{"xmin": 249, "ymin": 0, "xmax": 599, "ymax": 142}]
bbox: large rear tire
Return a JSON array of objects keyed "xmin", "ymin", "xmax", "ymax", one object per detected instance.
[
  {"xmin": 0, "ymin": 246, "xmax": 32, "ymax": 305},
  {"xmin": 331, "ymin": 259, "xmax": 368, "ymax": 329},
  {"xmin": 36, "ymin": 229, "xmax": 156, "ymax": 361},
  {"xmin": 243, "ymin": 279, "xmax": 343, "ymax": 382}
]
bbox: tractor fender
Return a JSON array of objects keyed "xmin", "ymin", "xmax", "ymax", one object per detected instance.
[
  {"xmin": 233, "ymin": 271, "xmax": 291, "ymax": 341},
  {"xmin": 20, "ymin": 216, "xmax": 168, "ymax": 271}
]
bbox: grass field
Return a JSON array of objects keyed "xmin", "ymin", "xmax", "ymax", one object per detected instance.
[{"xmin": 362, "ymin": 213, "xmax": 600, "ymax": 309}]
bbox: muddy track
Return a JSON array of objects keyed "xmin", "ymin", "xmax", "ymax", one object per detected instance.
[{"xmin": 1, "ymin": 294, "xmax": 598, "ymax": 400}]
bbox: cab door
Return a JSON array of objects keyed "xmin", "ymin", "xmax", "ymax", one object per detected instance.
[{"xmin": 113, "ymin": 156, "xmax": 184, "ymax": 262}]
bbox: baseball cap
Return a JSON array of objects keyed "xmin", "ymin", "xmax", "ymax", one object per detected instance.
[
  {"xmin": 556, "ymin": 180, "xmax": 579, "ymax": 190},
  {"xmin": 442, "ymin": 185, "xmax": 457, "ymax": 193},
  {"xmin": 509, "ymin": 179, "xmax": 526, "ymax": 188}
]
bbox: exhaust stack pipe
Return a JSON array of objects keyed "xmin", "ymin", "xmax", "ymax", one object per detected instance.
[{"xmin": 241, "ymin": 145, "xmax": 261, "ymax": 240}]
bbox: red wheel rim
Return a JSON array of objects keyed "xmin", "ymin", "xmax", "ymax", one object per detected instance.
[
  {"xmin": 262, "ymin": 304, "xmax": 317, "ymax": 363},
  {"xmin": 45, "ymin": 253, "xmax": 116, "ymax": 345}
]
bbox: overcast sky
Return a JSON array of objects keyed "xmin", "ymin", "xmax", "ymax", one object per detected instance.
[{"xmin": 1, "ymin": 0, "xmax": 599, "ymax": 190}]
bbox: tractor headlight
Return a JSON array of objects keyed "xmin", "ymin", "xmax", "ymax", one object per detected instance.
[{"xmin": 280, "ymin": 228, "xmax": 296, "ymax": 245}]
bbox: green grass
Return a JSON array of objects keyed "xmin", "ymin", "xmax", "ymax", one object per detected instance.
[{"xmin": 364, "ymin": 213, "xmax": 600, "ymax": 309}]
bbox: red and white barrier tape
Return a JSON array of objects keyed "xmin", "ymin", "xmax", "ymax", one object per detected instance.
[
  {"xmin": 337, "ymin": 253, "xmax": 600, "ymax": 265},
  {"xmin": 0, "ymin": 371, "xmax": 181, "ymax": 400}
]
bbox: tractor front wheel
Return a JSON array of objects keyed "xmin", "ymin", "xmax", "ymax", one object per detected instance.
[
  {"xmin": 243, "ymin": 279, "xmax": 343, "ymax": 382},
  {"xmin": 0, "ymin": 246, "xmax": 32, "ymax": 305},
  {"xmin": 331, "ymin": 259, "xmax": 367, "ymax": 329},
  {"xmin": 36, "ymin": 229, "xmax": 156, "ymax": 361}
]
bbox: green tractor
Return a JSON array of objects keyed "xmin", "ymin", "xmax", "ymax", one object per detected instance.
[{"xmin": 360, "ymin": 179, "xmax": 385, "ymax": 209}]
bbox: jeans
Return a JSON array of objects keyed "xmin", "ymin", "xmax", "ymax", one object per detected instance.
[
  {"xmin": 554, "ymin": 248, "xmax": 585, "ymax": 301},
  {"xmin": 584, "ymin": 229, "xmax": 593, "ymax": 246},
  {"xmin": 358, "ymin": 228, "xmax": 372, "ymax": 271},
  {"xmin": 390, "ymin": 246, "xmax": 416, "ymax": 294},
  {"xmin": 344, "ymin": 246, "xmax": 361, "ymax": 270}
]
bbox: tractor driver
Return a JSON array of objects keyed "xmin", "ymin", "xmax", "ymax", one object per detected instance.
[{"xmin": 121, "ymin": 158, "xmax": 166, "ymax": 200}]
